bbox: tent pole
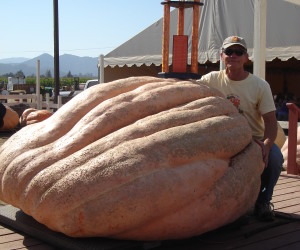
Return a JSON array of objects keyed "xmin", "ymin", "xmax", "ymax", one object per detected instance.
[
  {"xmin": 98, "ymin": 54, "xmax": 104, "ymax": 83},
  {"xmin": 191, "ymin": 0, "xmax": 200, "ymax": 74},
  {"xmin": 253, "ymin": 0, "xmax": 267, "ymax": 79}
]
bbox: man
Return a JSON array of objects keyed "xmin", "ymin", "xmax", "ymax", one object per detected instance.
[{"xmin": 197, "ymin": 36, "xmax": 283, "ymax": 221}]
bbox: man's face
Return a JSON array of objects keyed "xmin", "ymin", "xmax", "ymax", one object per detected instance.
[{"xmin": 221, "ymin": 45, "xmax": 248, "ymax": 70}]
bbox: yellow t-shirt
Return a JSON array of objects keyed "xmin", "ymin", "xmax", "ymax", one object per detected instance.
[{"xmin": 198, "ymin": 70, "xmax": 275, "ymax": 140}]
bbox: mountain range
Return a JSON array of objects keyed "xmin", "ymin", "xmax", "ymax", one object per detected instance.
[{"xmin": 0, "ymin": 54, "xmax": 99, "ymax": 77}]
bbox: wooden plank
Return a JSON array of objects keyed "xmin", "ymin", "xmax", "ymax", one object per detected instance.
[
  {"xmin": 211, "ymin": 221, "xmax": 300, "ymax": 249},
  {"xmin": 0, "ymin": 238, "xmax": 43, "ymax": 249},
  {"xmin": 275, "ymin": 197, "xmax": 300, "ymax": 209},
  {"xmin": 0, "ymin": 94, "xmax": 36, "ymax": 99},
  {"xmin": 274, "ymin": 181, "xmax": 300, "ymax": 191},
  {"xmin": 160, "ymin": 219, "xmax": 299, "ymax": 250},
  {"xmin": 280, "ymin": 173, "xmax": 300, "ymax": 179},
  {"xmin": 272, "ymin": 192, "xmax": 300, "ymax": 202},
  {"xmin": 276, "ymin": 177, "xmax": 300, "ymax": 185},
  {"xmin": 275, "ymin": 206, "xmax": 300, "ymax": 215},
  {"xmin": 233, "ymin": 226, "xmax": 300, "ymax": 250},
  {"xmin": 0, "ymin": 226, "xmax": 56, "ymax": 249},
  {"xmin": 0, "ymin": 227, "xmax": 15, "ymax": 235},
  {"xmin": 0, "ymin": 232, "xmax": 24, "ymax": 243},
  {"xmin": 273, "ymin": 186, "xmax": 300, "ymax": 196}
]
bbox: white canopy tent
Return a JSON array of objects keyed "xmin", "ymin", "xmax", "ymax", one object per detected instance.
[{"xmin": 100, "ymin": 0, "xmax": 300, "ymax": 82}]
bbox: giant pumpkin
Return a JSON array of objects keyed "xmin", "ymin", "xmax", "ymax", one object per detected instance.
[
  {"xmin": 0, "ymin": 77, "xmax": 264, "ymax": 240},
  {"xmin": 0, "ymin": 104, "xmax": 19, "ymax": 131},
  {"xmin": 19, "ymin": 108, "xmax": 52, "ymax": 127}
]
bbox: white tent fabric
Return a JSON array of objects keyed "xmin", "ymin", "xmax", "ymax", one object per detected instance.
[{"xmin": 104, "ymin": 0, "xmax": 300, "ymax": 68}]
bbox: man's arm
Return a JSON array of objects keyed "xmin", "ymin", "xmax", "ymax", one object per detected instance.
[{"xmin": 262, "ymin": 110, "xmax": 278, "ymax": 166}]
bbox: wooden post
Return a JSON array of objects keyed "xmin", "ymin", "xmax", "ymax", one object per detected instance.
[
  {"xmin": 286, "ymin": 103, "xmax": 300, "ymax": 175},
  {"xmin": 162, "ymin": 0, "xmax": 170, "ymax": 73},
  {"xmin": 178, "ymin": 3, "xmax": 185, "ymax": 35},
  {"xmin": 191, "ymin": 0, "xmax": 200, "ymax": 74}
]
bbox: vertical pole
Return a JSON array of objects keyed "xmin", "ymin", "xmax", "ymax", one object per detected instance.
[
  {"xmin": 98, "ymin": 56, "xmax": 100, "ymax": 83},
  {"xmin": 99, "ymin": 54, "xmax": 104, "ymax": 83},
  {"xmin": 191, "ymin": 0, "xmax": 200, "ymax": 74},
  {"xmin": 178, "ymin": 3, "xmax": 184, "ymax": 35},
  {"xmin": 36, "ymin": 60, "xmax": 41, "ymax": 110},
  {"xmin": 40, "ymin": 94, "xmax": 43, "ymax": 109},
  {"xmin": 57, "ymin": 95, "xmax": 62, "ymax": 109},
  {"xmin": 253, "ymin": 0, "xmax": 267, "ymax": 79},
  {"xmin": 162, "ymin": 1, "xmax": 170, "ymax": 73},
  {"xmin": 46, "ymin": 93, "xmax": 50, "ymax": 111},
  {"xmin": 53, "ymin": 0, "xmax": 60, "ymax": 103}
]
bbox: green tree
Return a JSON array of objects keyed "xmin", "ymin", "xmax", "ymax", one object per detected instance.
[
  {"xmin": 45, "ymin": 69, "xmax": 52, "ymax": 78},
  {"xmin": 66, "ymin": 71, "xmax": 73, "ymax": 78},
  {"xmin": 15, "ymin": 70, "xmax": 25, "ymax": 78}
]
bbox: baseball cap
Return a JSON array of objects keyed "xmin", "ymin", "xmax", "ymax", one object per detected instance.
[{"xmin": 222, "ymin": 36, "xmax": 247, "ymax": 51}]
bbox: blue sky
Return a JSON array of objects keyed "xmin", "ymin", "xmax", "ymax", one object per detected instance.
[{"xmin": 0, "ymin": 0, "xmax": 164, "ymax": 59}]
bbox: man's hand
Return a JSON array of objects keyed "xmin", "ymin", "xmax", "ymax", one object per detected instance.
[
  {"xmin": 261, "ymin": 111, "xmax": 278, "ymax": 168},
  {"xmin": 254, "ymin": 139, "xmax": 268, "ymax": 167}
]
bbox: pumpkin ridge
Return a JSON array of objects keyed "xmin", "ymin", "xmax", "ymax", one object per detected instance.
[
  {"xmin": 26, "ymin": 114, "xmax": 250, "ymax": 224},
  {"xmin": 31, "ymin": 83, "xmax": 223, "ymax": 162},
  {"xmin": 0, "ymin": 77, "xmax": 172, "ymax": 157},
  {"xmin": 17, "ymin": 99, "xmax": 239, "ymax": 210},
  {"xmin": 108, "ymin": 143, "xmax": 262, "ymax": 240},
  {"xmin": 0, "ymin": 81, "xmax": 176, "ymax": 176},
  {"xmin": 59, "ymin": 82, "xmax": 222, "ymax": 149},
  {"xmin": 35, "ymin": 159, "xmax": 229, "ymax": 236},
  {"xmin": 2, "ymin": 109, "xmax": 249, "ymax": 213}
]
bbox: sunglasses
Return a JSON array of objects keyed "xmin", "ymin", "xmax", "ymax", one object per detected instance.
[{"xmin": 223, "ymin": 48, "xmax": 246, "ymax": 56}]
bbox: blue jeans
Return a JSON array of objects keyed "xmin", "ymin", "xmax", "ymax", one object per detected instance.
[{"xmin": 256, "ymin": 143, "xmax": 283, "ymax": 204}]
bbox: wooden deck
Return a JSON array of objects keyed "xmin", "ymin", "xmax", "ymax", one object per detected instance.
[{"xmin": 0, "ymin": 172, "xmax": 300, "ymax": 250}]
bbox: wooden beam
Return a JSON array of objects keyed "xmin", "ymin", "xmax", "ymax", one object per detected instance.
[
  {"xmin": 178, "ymin": 3, "xmax": 185, "ymax": 35},
  {"xmin": 162, "ymin": 1, "xmax": 170, "ymax": 73},
  {"xmin": 286, "ymin": 103, "xmax": 300, "ymax": 175},
  {"xmin": 191, "ymin": 0, "xmax": 200, "ymax": 74}
]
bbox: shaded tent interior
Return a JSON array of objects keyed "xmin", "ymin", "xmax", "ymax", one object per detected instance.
[{"xmin": 102, "ymin": 0, "xmax": 300, "ymax": 99}]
